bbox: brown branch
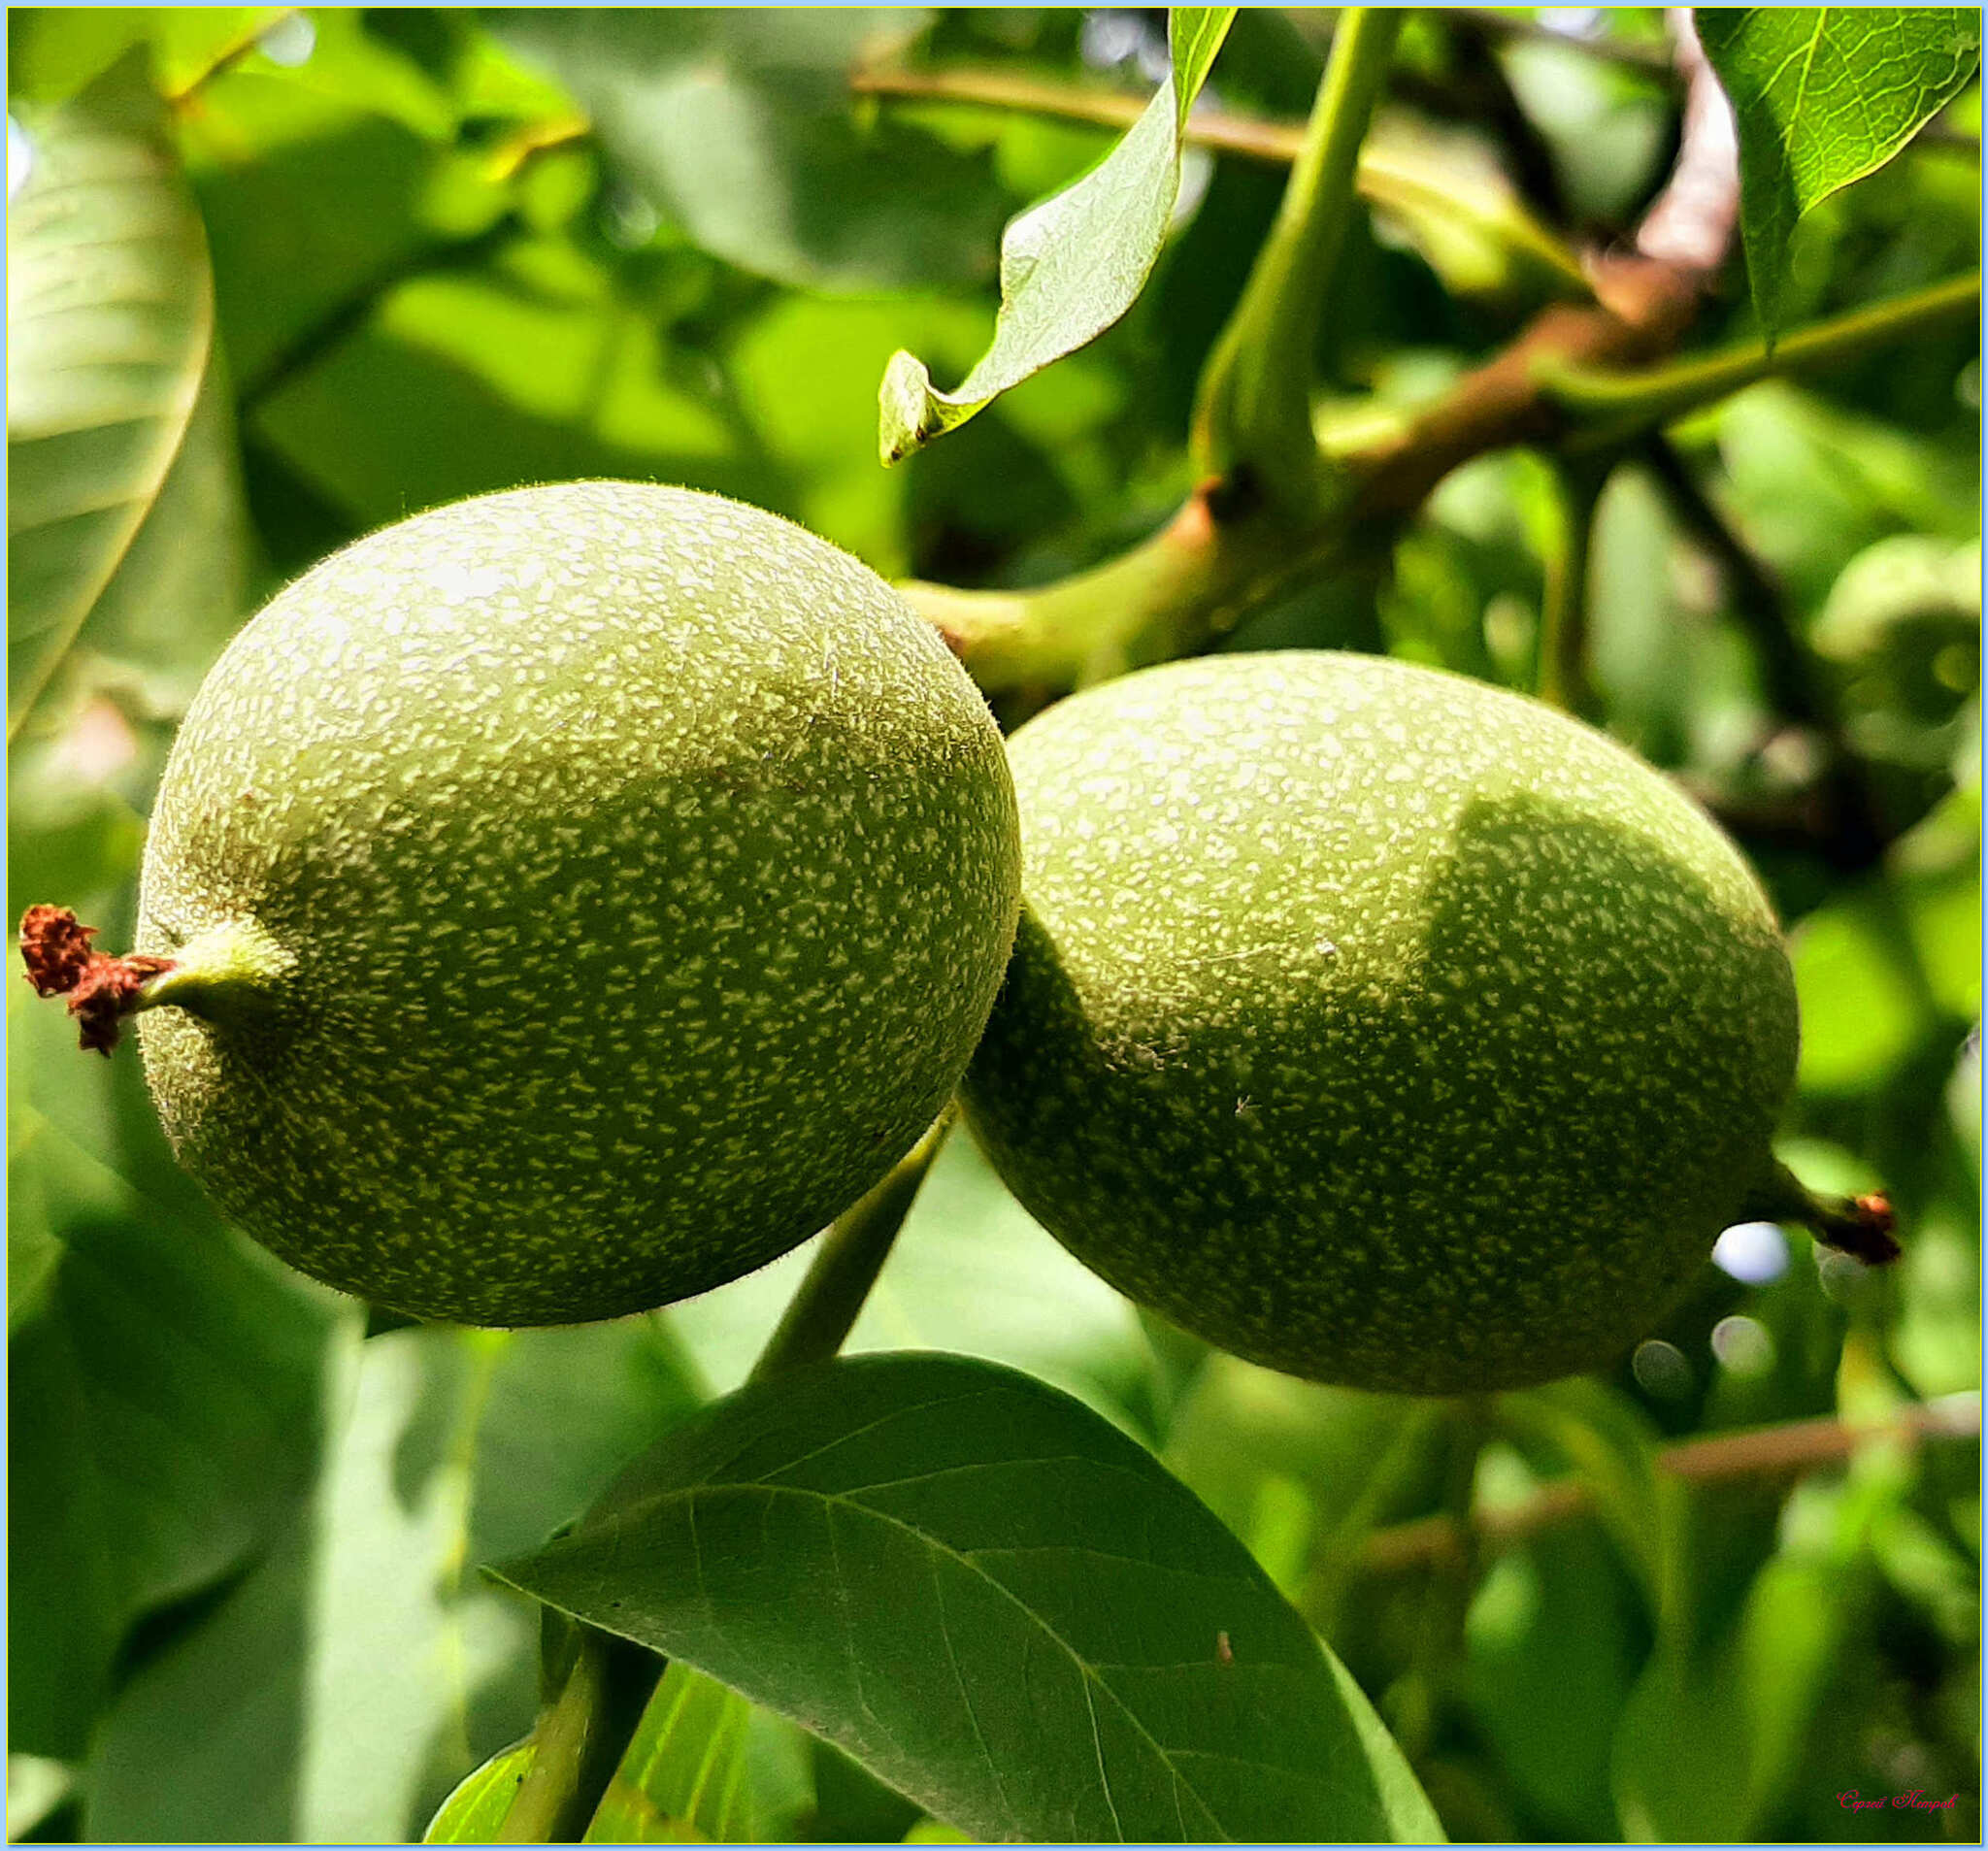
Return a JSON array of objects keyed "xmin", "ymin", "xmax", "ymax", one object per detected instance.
[
  {"xmin": 879, "ymin": 15, "xmax": 1971, "ymax": 727},
  {"xmin": 1352, "ymin": 8, "xmax": 1738, "ymax": 520},
  {"xmin": 1355, "ymin": 1392, "xmax": 1981, "ymax": 1577},
  {"xmin": 1346, "ymin": 250, "xmax": 1706, "ymax": 522}
]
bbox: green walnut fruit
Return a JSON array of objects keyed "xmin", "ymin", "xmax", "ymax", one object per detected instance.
[
  {"xmin": 71, "ymin": 482, "xmax": 1021, "ymax": 1325},
  {"xmin": 961, "ymin": 650, "xmax": 1811, "ymax": 1395}
]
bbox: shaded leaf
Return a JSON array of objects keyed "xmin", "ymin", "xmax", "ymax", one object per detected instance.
[
  {"xmin": 249, "ymin": 243, "xmax": 777, "ymax": 532},
  {"xmin": 1789, "ymin": 879, "xmax": 1947, "ymax": 1093},
  {"xmin": 1464, "ymin": 1517, "xmax": 1643, "ymax": 1839},
  {"xmin": 53, "ymin": 347, "xmax": 257, "ymax": 730},
  {"xmin": 1613, "ymin": 1538, "xmax": 1859, "ymax": 1840},
  {"xmin": 85, "ymin": 1322, "xmax": 703, "ymax": 1843},
  {"xmin": 492, "ymin": 9, "xmax": 1006, "ymax": 291},
  {"xmin": 493, "ymin": 1352, "xmax": 1441, "ymax": 1845},
  {"xmin": 6, "ymin": 52, "xmax": 213, "ymax": 742},
  {"xmin": 1162, "ymin": 1351, "xmax": 1446, "ymax": 1609},
  {"xmin": 180, "ymin": 65, "xmax": 493, "ymax": 395},
  {"xmin": 1696, "ymin": 8, "xmax": 1981, "ymax": 339},
  {"xmin": 878, "ymin": 8, "xmax": 1235, "ymax": 462},
  {"xmin": 6, "ymin": 984, "xmax": 346, "ymax": 1762}
]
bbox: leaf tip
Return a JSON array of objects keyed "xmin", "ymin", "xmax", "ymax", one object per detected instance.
[{"xmin": 878, "ymin": 348, "xmax": 936, "ymax": 467}]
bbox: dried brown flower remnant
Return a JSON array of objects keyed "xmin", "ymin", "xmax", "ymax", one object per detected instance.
[
  {"xmin": 19, "ymin": 904, "xmax": 99, "ymax": 997},
  {"xmin": 17, "ymin": 906, "xmax": 175, "ymax": 1056}
]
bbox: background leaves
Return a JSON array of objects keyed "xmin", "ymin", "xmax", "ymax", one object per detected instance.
[
  {"xmin": 83, "ymin": 1320, "xmax": 703, "ymax": 1842},
  {"xmin": 491, "ymin": 9, "xmax": 1007, "ymax": 292},
  {"xmin": 6, "ymin": 53, "xmax": 223, "ymax": 742}
]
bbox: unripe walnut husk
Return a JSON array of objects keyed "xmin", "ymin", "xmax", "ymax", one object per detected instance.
[
  {"xmin": 961, "ymin": 651, "xmax": 1892, "ymax": 1396},
  {"xmin": 27, "ymin": 482, "xmax": 1021, "ymax": 1326}
]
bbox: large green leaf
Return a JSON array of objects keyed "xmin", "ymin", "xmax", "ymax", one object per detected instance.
[
  {"xmin": 84, "ymin": 1321, "xmax": 704, "ymax": 1843},
  {"xmin": 878, "ymin": 8, "xmax": 1236, "ymax": 462},
  {"xmin": 491, "ymin": 9, "xmax": 1006, "ymax": 292},
  {"xmin": 6, "ymin": 52, "xmax": 214, "ymax": 742},
  {"xmin": 493, "ymin": 1352, "xmax": 1441, "ymax": 1845},
  {"xmin": 1695, "ymin": 9, "xmax": 1981, "ymax": 340},
  {"xmin": 249, "ymin": 238, "xmax": 779, "ymax": 533}
]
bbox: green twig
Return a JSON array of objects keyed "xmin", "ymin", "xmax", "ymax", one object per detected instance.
[
  {"xmin": 493, "ymin": 1123, "xmax": 948, "ymax": 1840},
  {"xmin": 1191, "ymin": 6, "xmax": 1406, "ymax": 504},
  {"xmin": 493, "ymin": 1630, "xmax": 656, "ymax": 1845},
  {"xmin": 1746, "ymin": 1159, "xmax": 1901, "ymax": 1267},
  {"xmin": 1541, "ymin": 272, "xmax": 1981, "ymax": 452},
  {"xmin": 1536, "ymin": 457, "xmax": 1607, "ymax": 716}
]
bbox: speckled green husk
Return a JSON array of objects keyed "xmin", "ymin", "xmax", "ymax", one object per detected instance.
[
  {"xmin": 961, "ymin": 652, "xmax": 1799, "ymax": 1395},
  {"xmin": 136, "ymin": 482, "xmax": 1020, "ymax": 1326}
]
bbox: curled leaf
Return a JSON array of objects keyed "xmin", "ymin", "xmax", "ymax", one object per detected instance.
[{"xmin": 879, "ymin": 8, "xmax": 1235, "ymax": 463}]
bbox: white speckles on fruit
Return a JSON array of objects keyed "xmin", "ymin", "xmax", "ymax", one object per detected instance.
[
  {"xmin": 961, "ymin": 651, "xmax": 1800, "ymax": 1396},
  {"xmin": 135, "ymin": 481, "xmax": 1020, "ymax": 1326}
]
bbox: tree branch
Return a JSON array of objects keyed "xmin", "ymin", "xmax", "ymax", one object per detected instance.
[
  {"xmin": 851, "ymin": 64, "xmax": 1588, "ymax": 304},
  {"xmin": 1354, "ymin": 1392, "xmax": 1981, "ymax": 1576}
]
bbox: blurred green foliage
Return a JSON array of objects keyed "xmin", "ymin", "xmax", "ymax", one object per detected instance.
[{"xmin": 6, "ymin": 8, "xmax": 1978, "ymax": 1844}]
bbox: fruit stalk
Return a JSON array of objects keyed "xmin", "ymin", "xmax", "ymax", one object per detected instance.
[
  {"xmin": 18, "ymin": 905, "xmax": 289, "ymax": 1053},
  {"xmin": 1749, "ymin": 1159, "xmax": 1902, "ymax": 1267},
  {"xmin": 749, "ymin": 1110, "xmax": 954, "ymax": 1383}
]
